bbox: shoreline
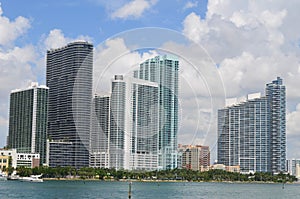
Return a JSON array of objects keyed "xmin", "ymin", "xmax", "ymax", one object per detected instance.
[{"xmin": 42, "ymin": 178, "xmax": 299, "ymax": 184}]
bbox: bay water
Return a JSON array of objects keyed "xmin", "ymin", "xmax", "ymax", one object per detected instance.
[{"xmin": 1, "ymin": 180, "xmax": 299, "ymax": 199}]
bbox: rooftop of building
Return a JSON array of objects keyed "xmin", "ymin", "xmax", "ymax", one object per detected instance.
[
  {"xmin": 47, "ymin": 41, "xmax": 93, "ymax": 53},
  {"xmin": 142, "ymin": 54, "xmax": 179, "ymax": 62},
  {"xmin": 112, "ymin": 75, "xmax": 159, "ymax": 87},
  {"xmin": 11, "ymin": 82, "xmax": 48, "ymax": 94},
  {"xmin": 225, "ymin": 92, "xmax": 263, "ymax": 107}
]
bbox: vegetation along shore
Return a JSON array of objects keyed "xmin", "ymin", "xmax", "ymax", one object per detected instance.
[{"xmin": 7, "ymin": 167, "xmax": 297, "ymax": 183}]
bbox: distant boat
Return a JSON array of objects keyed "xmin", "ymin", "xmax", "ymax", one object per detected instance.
[
  {"xmin": 19, "ymin": 174, "xmax": 43, "ymax": 183},
  {"xmin": 8, "ymin": 170, "xmax": 20, "ymax": 180}
]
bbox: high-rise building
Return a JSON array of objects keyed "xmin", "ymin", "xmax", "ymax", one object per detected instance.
[
  {"xmin": 46, "ymin": 41, "xmax": 93, "ymax": 168},
  {"xmin": 178, "ymin": 144, "xmax": 210, "ymax": 171},
  {"xmin": 286, "ymin": 159, "xmax": 300, "ymax": 176},
  {"xmin": 217, "ymin": 77, "xmax": 286, "ymax": 173},
  {"xmin": 136, "ymin": 55, "xmax": 179, "ymax": 170},
  {"xmin": 90, "ymin": 94, "xmax": 110, "ymax": 168},
  {"xmin": 266, "ymin": 77, "xmax": 286, "ymax": 173},
  {"xmin": 110, "ymin": 75, "xmax": 159, "ymax": 170},
  {"xmin": 8, "ymin": 82, "xmax": 48, "ymax": 165},
  {"xmin": 218, "ymin": 93, "xmax": 269, "ymax": 173}
]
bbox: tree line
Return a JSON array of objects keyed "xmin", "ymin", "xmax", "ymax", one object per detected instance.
[{"xmin": 11, "ymin": 166, "xmax": 297, "ymax": 183}]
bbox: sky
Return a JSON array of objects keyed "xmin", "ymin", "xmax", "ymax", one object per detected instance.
[{"xmin": 1, "ymin": 0, "xmax": 300, "ymax": 161}]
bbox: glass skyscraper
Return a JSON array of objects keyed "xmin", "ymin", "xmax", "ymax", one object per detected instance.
[
  {"xmin": 266, "ymin": 77, "xmax": 286, "ymax": 173},
  {"xmin": 8, "ymin": 82, "xmax": 48, "ymax": 165},
  {"xmin": 217, "ymin": 77, "xmax": 286, "ymax": 173},
  {"xmin": 136, "ymin": 55, "xmax": 179, "ymax": 170},
  {"xmin": 90, "ymin": 94, "xmax": 110, "ymax": 168},
  {"xmin": 46, "ymin": 41, "xmax": 93, "ymax": 168}
]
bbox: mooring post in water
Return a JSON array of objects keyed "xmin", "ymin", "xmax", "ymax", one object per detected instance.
[{"xmin": 128, "ymin": 181, "xmax": 132, "ymax": 199}]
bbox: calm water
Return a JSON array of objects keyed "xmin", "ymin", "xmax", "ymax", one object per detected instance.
[{"xmin": 0, "ymin": 180, "xmax": 300, "ymax": 199}]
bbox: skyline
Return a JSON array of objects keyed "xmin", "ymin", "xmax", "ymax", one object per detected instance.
[{"xmin": 1, "ymin": 0, "xmax": 300, "ymax": 161}]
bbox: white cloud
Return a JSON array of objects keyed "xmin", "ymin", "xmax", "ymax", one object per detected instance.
[
  {"xmin": 182, "ymin": 0, "xmax": 300, "ymax": 158},
  {"xmin": 287, "ymin": 104, "xmax": 300, "ymax": 158},
  {"xmin": 0, "ymin": 3, "xmax": 30, "ymax": 47},
  {"xmin": 111, "ymin": 0, "xmax": 157, "ymax": 19},
  {"xmin": 183, "ymin": 1, "xmax": 198, "ymax": 10},
  {"xmin": 43, "ymin": 29, "xmax": 93, "ymax": 50},
  {"xmin": 93, "ymin": 37, "xmax": 157, "ymax": 93},
  {"xmin": 182, "ymin": 12, "xmax": 209, "ymax": 43},
  {"xmin": 287, "ymin": 104, "xmax": 300, "ymax": 137},
  {"xmin": 44, "ymin": 29, "xmax": 69, "ymax": 50}
]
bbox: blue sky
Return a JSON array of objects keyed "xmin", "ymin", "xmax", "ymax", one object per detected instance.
[
  {"xmin": 1, "ymin": 0, "xmax": 300, "ymax": 160},
  {"xmin": 1, "ymin": 0, "xmax": 207, "ymax": 46}
]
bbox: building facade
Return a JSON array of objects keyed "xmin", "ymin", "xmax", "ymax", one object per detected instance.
[
  {"xmin": 46, "ymin": 41, "xmax": 93, "ymax": 168},
  {"xmin": 16, "ymin": 153, "xmax": 40, "ymax": 168},
  {"xmin": 136, "ymin": 55, "xmax": 179, "ymax": 170},
  {"xmin": 7, "ymin": 82, "xmax": 48, "ymax": 165},
  {"xmin": 286, "ymin": 159, "xmax": 300, "ymax": 176},
  {"xmin": 266, "ymin": 77, "xmax": 286, "ymax": 173},
  {"xmin": 0, "ymin": 149, "xmax": 17, "ymax": 170},
  {"xmin": 90, "ymin": 94, "xmax": 110, "ymax": 168},
  {"xmin": 110, "ymin": 75, "xmax": 159, "ymax": 170},
  {"xmin": 0, "ymin": 149, "xmax": 40, "ymax": 169},
  {"xmin": 217, "ymin": 77, "xmax": 286, "ymax": 173},
  {"xmin": 178, "ymin": 144, "xmax": 210, "ymax": 171},
  {"xmin": 46, "ymin": 140, "xmax": 74, "ymax": 167}
]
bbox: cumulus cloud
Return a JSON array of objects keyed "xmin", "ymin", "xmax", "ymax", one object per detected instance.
[
  {"xmin": 0, "ymin": 3, "xmax": 30, "ymax": 47},
  {"xmin": 287, "ymin": 104, "xmax": 300, "ymax": 137},
  {"xmin": 43, "ymin": 29, "xmax": 93, "ymax": 50},
  {"xmin": 183, "ymin": 1, "xmax": 198, "ymax": 10},
  {"xmin": 0, "ymin": 5, "xmax": 37, "ymax": 147},
  {"xmin": 287, "ymin": 104, "xmax": 300, "ymax": 158},
  {"xmin": 183, "ymin": 12, "xmax": 209, "ymax": 44},
  {"xmin": 93, "ymin": 37, "xmax": 157, "ymax": 93},
  {"xmin": 182, "ymin": 0, "xmax": 300, "ymax": 158},
  {"xmin": 111, "ymin": 0, "xmax": 157, "ymax": 19}
]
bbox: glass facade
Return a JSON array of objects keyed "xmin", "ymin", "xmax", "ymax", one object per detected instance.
[
  {"xmin": 218, "ymin": 77, "xmax": 286, "ymax": 173},
  {"xmin": 266, "ymin": 77, "xmax": 286, "ymax": 173},
  {"xmin": 8, "ymin": 83, "xmax": 48, "ymax": 165},
  {"xmin": 46, "ymin": 41, "xmax": 93, "ymax": 168},
  {"xmin": 109, "ymin": 75, "xmax": 159, "ymax": 170},
  {"xmin": 90, "ymin": 94, "xmax": 110, "ymax": 168},
  {"xmin": 137, "ymin": 55, "xmax": 179, "ymax": 170}
]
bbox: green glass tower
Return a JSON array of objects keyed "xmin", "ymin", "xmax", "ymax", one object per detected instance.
[
  {"xmin": 137, "ymin": 55, "xmax": 179, "ymax": 170},
  {"xmin": 8, "ymin": 82, "xmax": 49, "ymax": 165}
]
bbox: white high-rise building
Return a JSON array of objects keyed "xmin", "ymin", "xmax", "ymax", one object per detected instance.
[
  {"xmin": 218, "ymin": 77, "xmax": 286, "ymax": 173},
  {"xmin": 110, "ymin": 75, "xmax": 159, "ymax": 170}
]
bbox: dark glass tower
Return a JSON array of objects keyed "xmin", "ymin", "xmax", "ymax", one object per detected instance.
[
  {"xmin": 8, "ymin": 82, "xmax": 48, "ymax": 165},
  {"xmin": 90, "ymin": 94, "xmax": 110, "ymax": 168},
  {"xmin": 46, "ymin": 41, "xmax": 93, "ymax": 168}
]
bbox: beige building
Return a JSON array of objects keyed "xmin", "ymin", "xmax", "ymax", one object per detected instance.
[
  {"xmin": 209, "ymin": 164, "xmax": 240, "ymax": 173},
  {"xmin": 0, "ymin": 149, "xmax": 17, "ymax": 168},
  {"xmin": 295, "ymin": 164, "xmax": 300, "ymax": 179},
  {"xmin": 0, "ymin": 149, "xmax": 40, "ymax": 169},
  {"xmin": 0, "ymin": 155, "xmax": 9, "ymax": 171},
  {"xmin": 178, "ymin": 144, "xmax": 210, "ymax": 171}
]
